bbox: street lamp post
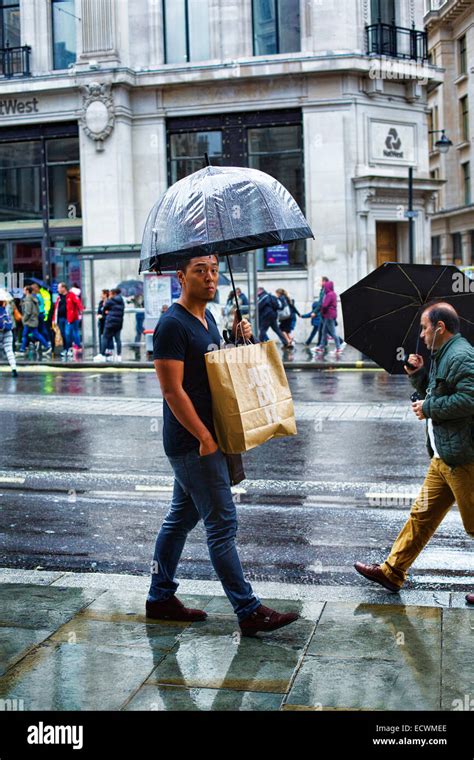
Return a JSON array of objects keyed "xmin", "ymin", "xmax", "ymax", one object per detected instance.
[{"xmin": 407, "ymin": 130, "xmax": 452, "ymax": 264}]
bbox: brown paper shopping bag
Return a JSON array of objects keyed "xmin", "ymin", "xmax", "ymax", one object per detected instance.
[{"xmin": 205, "ymin": 340, "xmax": 297, "ymax": 454}]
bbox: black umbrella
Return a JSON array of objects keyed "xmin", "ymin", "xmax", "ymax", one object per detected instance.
[
  {"xmin": 116, "ymin": 279, "xmax": 144, "ymax": 297},
  {"xmin": 341, "ymin": 263, "xmax": 474, "ymax": 374},
  {"xmin": 139, "ymin": 154, "xmax": 313, "ymax": 320}
]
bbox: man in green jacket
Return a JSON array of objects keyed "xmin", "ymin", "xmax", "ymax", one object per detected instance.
[{"xmin": 355, "ymin": 302, "xmax": 474, "ymax": 605}]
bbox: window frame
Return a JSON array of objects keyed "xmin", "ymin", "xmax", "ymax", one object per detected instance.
[
  {"xmin": 0, "ymin": 0, "xmax": 20, "ymax": 49},
  {"xmin": 462, "ymin": 161, "xmax": 471, "ymax": 206},
  {"xmin": 0, "ymin": 122, "xmax": 81, "ymax": 225},
  {"xmin": 252, "ymin": 0, "xmax": 300, "ymax": 56},
  {"xmin": 162, "ymin": 0, "xmax": 210, "ymax": 64},
  {"xmin": 460, "ymin": 95, "xmax": 469, "ymax": 143},
  {"xmin": 51, "ymin": 0, "xmax": 77, "ymax": 71},
  {"xmin": 458, "ymin": 34, "xmax": 467, "ymax": 76},
  {"xmin": 166, "ymin": 109, "xmax": 306, "ymax": 271}
]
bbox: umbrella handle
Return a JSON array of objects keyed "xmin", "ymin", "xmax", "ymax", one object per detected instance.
[{"xmin": 225, "ymin": 255, "xmax": 242, "ymax": 323}]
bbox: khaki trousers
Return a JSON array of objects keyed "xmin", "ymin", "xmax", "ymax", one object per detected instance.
[{"xmin": 380, "ymin": 457, "xmax": 474, "ymax": 588}]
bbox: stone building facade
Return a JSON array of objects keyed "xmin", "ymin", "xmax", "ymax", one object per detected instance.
[
  {"xmin": 0, "ymin": 0, "xmax": 441, "ymax": 343},
  {"xmin": 425, "ymin": 0, "xmax": 474, "ymax": 269}
]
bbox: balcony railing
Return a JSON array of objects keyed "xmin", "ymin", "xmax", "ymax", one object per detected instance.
[
  {"xmin": 366, "ymin": 23, "xmax": 428, "ymax": 62},
  {"xmin": 0, "ymin": 44, "xmax": 31, "ymax": 78}
]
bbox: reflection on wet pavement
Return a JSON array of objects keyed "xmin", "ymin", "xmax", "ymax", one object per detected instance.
[{"xmin": 0, "ymin": 584, "xmax": 471, "ymax": 711}]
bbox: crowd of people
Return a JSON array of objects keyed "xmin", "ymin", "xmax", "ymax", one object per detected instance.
[
  {"xmin": 251, "ymin": 276, "xmax": 345, "ymax": 354},
  {"xmin": 0, "ymin": 280, "xmax": 84, "ymax": 376},
  {"xmin": 1, "ymin": 275, "xmax": 346, "ymax": 375}
]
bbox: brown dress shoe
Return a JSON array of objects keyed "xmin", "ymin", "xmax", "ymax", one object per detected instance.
[
  {"xmin": 465, "ymin": 593, "xmax": 474, "ymax": 605},
  {"xmin": 239, "ymin": 604, "xmax": 299, "ymax": 637},
  {"xmin": 354, "ymin": 562, "xmax": 401, "ymax": 593},
  {"xmin": 145, "ymin": 595, "xmax": 207, "ymax": 621}
]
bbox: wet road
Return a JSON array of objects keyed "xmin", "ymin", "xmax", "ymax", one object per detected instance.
[{"xmin": 0, "ymin": 367, "xmax": 472, "ymax": 590}]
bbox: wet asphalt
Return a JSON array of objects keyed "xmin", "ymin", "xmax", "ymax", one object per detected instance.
[{"xmin": 0, "ymin": 367, "xmax": 472, "ymax": 591}]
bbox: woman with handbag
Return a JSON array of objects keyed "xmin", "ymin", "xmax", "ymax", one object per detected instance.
[{"xmin": 275, "ymin": 288, "xmax": 298, "ymax": 350}]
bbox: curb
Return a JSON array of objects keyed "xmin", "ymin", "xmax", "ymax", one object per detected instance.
[{"xmin": 0, "ymin": 360, "xmax": 379, "ymax": 371}]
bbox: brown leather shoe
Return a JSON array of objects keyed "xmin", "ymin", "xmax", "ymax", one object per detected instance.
[
  {"xmin": 465, "ymin": 593, "xmax": 474, "ymax": 605},
  {"xmin": 239, "ymin": 604, "xmax": 299, "ymax": 637},
  {"xmin": 145, "ymin": 595, "xmax": 207, "ymax": 622},
  {"xmin": 354, "ymin": 562, "xmax": 401, "ymax": 593}
]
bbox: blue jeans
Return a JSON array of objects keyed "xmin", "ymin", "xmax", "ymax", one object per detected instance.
[
  {"xmin": 320, "ymin": 318, "xmax": 341, "ymax": 349},
  {"xmin": 305, "ymin": 323, "xmax": 320, "ymax": 345},
  {"xmin": 66, "ymin": 319, "xmax": 81, "ymax": 348},
  {"xmin": 57, "ymin": 317, "xmax": 70, "ymax": 349},
  {"xmin": 147, "ymin": 448, "xmax": 261, "ymax": 621},
  {"xmin": 20, "ymin": 325, "xmax": 49, "ymax": 350}
]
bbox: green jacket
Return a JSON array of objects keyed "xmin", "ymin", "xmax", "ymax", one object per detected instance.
[
  {"xmin": 410, "ymin": 333, "xmax": 474, "ymax": 466},
  {"xmin": 21, "ymin": 294, "xmax": 39, "ymax": 328}
]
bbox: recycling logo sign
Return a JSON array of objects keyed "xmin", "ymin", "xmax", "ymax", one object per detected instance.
[{"xmin": 384, "ymin": 128, "xmax": 404, "ymax": 158}]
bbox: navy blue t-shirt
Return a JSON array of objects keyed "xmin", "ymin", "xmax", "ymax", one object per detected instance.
[{"xmin": 153, "ymin": 302, "xmax": 222, "ymax": 456}]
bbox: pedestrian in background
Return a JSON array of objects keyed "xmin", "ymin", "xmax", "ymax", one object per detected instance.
[
  {"xmin": 52, "ymin": 283, "xmax": 83, "ymax": 359},
  {"xmin": 103, "ymin": 287, "xmax": 125, "ymax": 362},
  {"xmin": 133, "ymin": 292, "xmax": 145, "ymax": 343},
  {"xmin": 315, "ymin": 279, "xmax": 345, "ymax": 356},
  {"xmin": 0, "ymin": 289, "xmax": 18, "ymax": 376},
  {"xmin": 301, "ymin": 279, "xmax": 325, "ymax": 346},
  {"xmin": 276, "ymin": 288, "xmax": 298, "ymax": 349},
  {"xmin": 31, "ymin": 282, "xmax": 50, "ymax": 345},
  {"xmin": 17, "ymin": 286, "xmax": 52, "ymax": 356},
  {"xmin": 355, "ymin": 302, "xmax": 474, "ymax": 606},
  {"xmin": 257, "ymin": 286, "xmax": 290, "ymax": 347},
  {"xmin": 93, "ymin": 288, "xmax": 109, "ymax": 360},
  {"xmin": 235, "ymin": 287, "xmax": 249, "ymax": 316}
]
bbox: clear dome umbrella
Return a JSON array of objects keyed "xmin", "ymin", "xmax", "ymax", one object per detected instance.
[{"xmin": 139, "ymin": 155, "xmax": 313, "ymax": 319}]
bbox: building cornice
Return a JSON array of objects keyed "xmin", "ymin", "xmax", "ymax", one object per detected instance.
[
  {"xmin": 0, "ymin": 52, "xmax": 442, "ymax": 95},
  {"xmin": 424, "ymin": 0, "xmax": 472, "ymax": 30}
]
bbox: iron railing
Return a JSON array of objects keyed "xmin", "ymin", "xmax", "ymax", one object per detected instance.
[
  {"xmin": 0, "ymin": 44, "xmax": 31, "ymax": 78},
  {"xmin": 366, "ymin": 23, "xmax": 428, "ymax": 62}
]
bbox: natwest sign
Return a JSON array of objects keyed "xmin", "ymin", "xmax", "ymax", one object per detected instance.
[{"xmin": 0, "ymin": 97, "xmax": 39, "ymax": 115}]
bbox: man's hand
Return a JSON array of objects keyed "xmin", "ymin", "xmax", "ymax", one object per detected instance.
[
  {"xmin": 404, "ymin": 353, "xmax": 424, "ymax": 376},
  {"xmin": 232, "ymin": 314, "xmax": 252, "ymax": 342},
  {"xmin": 411, "ymin": 400, "xmax": 426, "ymax": 420},
  {"xmin": 199, "ymin": 436, "xmax": 219, "ymax": 457}
]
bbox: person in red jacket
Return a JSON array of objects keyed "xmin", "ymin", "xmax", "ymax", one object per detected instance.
[
  {"xmin": 52, "ymin": 283, "xmax": 84, "ymax": 357},
  {"xmin": 315, "ymin": 278, "xmax": 345, "ymax": 356}
]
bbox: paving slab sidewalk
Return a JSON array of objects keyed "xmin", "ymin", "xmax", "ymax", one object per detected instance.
[{"xmin": 0, "ymin": 569, "xmax": 472, "ymax": 712}]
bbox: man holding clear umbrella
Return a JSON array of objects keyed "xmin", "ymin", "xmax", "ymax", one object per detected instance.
[{"xmin": 146, "ymin": 253, "xmax": 300, "ymax": 636}]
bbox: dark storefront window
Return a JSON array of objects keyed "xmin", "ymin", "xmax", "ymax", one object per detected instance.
[
  {"xmin": 52, "ymin": 0, "xmax": 76, "ymax": 70},
  {"xmin": 431, "ymin": 236, "xmax": 441, "ymax": 265},
  {"xmin": 163, "ymin": 0, "xmax": 210, "ymax": 64},
  {"xmin": 452, "ymin": 232, "xmax": 463, "ymax": 266},
  {"xmin": 0, "ymin": 136, "xmax": 81, "ymax": 222},
  {"xmin": 13, "ymin": 240, "xmax": 42, "ymax": 280},
  {"xmin": 0, "ymin": 0, "xmax": 20, "ymax": 48},
  {"xmin": 170, "ymin": 131, "xmax": 222, "ymax": 183},
  {"xmin": 0, "ymin": 141, "xmax": 42, "ymax": 220},
  {"xmin": 252, "ymin": 0, "xmax": 300, "ymax": 55},
  {"xmin": 248, "ymin": 124, "xmax": 304, "ymax": 267},
  {"xmin": 47, "ymin": 137, "xmax": 81, "ymax": 219},
  {"xmin": 167, "ymin": 111, "xmax": 305, "ymax": 269}
]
